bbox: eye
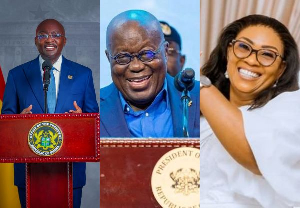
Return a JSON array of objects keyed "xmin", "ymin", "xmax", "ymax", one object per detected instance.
[
  {"xmin": 259, "ymin": 50, "xmax": 276, "ymax": 59},
  {"xmin": 139, "ymin": 50, "xmax": 155, "ymax": 61},
  {"xmin": 38, "ymin": 34, "xmax": 48, "ymax": 40},
  {"xmin": 114, "ymin": 53, "xmax": 131, "ymax": 64},
  {"xmin": 52, "ymin": 34, "xmax": 62, "ymax": 38},
  {"xmin": 237, "ymin": 42, "xmax": 251, "ymax": 52}
]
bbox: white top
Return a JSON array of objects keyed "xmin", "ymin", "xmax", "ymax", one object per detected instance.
[
  {"xmin": 200, "ymin": 90, "xmax": 300, "ymax": 208},
  {"xmin": 39, "ymin": 55, "xmax": 62, "ymax": 99}
]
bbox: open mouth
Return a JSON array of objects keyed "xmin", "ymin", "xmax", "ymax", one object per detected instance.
[
  {"xmin": 45, "ymin": 44, "xmax": 57, "ymax": 50},
  {"xmin": 127, "ymin": 75, "xmax": 151, "ymax": 83},
  {"xmin": 238, "ymin": 68, "xmax": 261, "ymax": 79}
]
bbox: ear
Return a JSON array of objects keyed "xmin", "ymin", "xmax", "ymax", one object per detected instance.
[
  {"xmin": 105, "ymin": 50, "xmax": 110, "ymax": 62},
  {"xmin": 277, "ymin": 61, "xmax": 286, "ymax": 79},
  {"xmin": 180, "ymin": 54, "xmax": 186, "ymax": 69},
  {"xmin": 34, "ymin": 37, "xmax": 38, "ymax": 47},
  {"xmin": 63, "ymin": 37, "xmax": 67, "ymax": 46},
  {"xmin": 164, "ymin": 41, "xmax": 169, "ymax": 60}
]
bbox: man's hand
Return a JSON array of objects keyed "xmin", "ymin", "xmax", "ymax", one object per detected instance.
[
  {"xmin": 67, "ymin": 101, "xmax": 82, "ymax": 113},
  {"xmin": 21, "ymin": 105, "xmax": 33, "ymax": 114}
]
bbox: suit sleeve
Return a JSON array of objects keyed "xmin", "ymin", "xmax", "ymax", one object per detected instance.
[
  {"xmin": 82, "ymin": 69, "xmax": 99, "ymax": 113},
  {"xmin": 1, "ymin": 70, "xmax": 20, "ymax": 114}
]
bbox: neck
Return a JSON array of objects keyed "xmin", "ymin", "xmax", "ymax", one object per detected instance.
[
  {"xmin": 229, "ymin": 87, "xmax": 255, "ymax": 107},
  {"xmin": 128, "ymin": 101, "xmax": 152, "ymax": 112},
  {"xmin": 41, "ymin": 55, "xmax": 60, "ymax": 65}
]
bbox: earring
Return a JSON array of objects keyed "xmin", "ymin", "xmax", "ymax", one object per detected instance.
[
  {"xmin": 273, "ymin": 80, "xmax": 278, "ymax": 88},
  {"xmin": 224, "ymin": 71, "xmax": 229, "ymax": 79}
]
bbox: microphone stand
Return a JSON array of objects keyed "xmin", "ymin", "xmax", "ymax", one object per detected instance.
[
  {"xmin": 181, "ymin": 89, "xmax": 191, "ymax": 137},
  {"xmin": 44, "ymin": 84, "xmax": 49, "ymax": 114},
  {"xmin": 174, "ymin": 68, "xmax": 195, "ymax": 138}
]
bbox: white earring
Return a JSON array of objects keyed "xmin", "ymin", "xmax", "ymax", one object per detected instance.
[
  {"xmin": 224, "ymin": 71, "xmax": 229, "ymax": 79},
  {"xmin": 273, "ymin": 80, "xmax": 278, "ymax": 88}
]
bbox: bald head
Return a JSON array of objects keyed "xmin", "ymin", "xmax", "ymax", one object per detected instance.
[
  {"xmin": 106, "ymin": 10, "xmax": 164, "ymax": 51},
  {"xmin": 36, "ymin": 19, "xmax": 65, "ymax": 36}
]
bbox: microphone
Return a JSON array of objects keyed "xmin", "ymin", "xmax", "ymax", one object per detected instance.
[
  {"xmin": 42, "ymin": 60, "xmax": 52, "ymax": 91},
  {"xmin": 174, "ymin": 68, "xmax": 195, "ymax": 92}
]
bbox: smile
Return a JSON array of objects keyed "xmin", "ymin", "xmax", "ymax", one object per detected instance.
[
  {"xmin": 238, "ymin": 68, "xmax": 260, "ymax": 79},
  {"xmin": 45, "ymin": 45, "xmax": 57, "ymax": 50},
  {"xmin": 127, "ymin": 75, "xmax": 151, "ymax": 83}
]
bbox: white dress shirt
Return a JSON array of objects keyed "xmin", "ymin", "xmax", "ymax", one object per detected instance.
[{"xmin": 39, "ymin": 55, "xmax": 62, "ymax": 100}]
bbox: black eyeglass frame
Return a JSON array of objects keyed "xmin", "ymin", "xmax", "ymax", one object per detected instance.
[
  {"xmin": 230, "ymin": 39, "xmax": 284, "ymax": 67},
  {"xmin": 108, "ymin": 41, "xmax": 168, "ymax": 65}
]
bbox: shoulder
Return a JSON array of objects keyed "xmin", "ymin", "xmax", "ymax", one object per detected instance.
[
  {"xmin": 9, "ymin": 57, "xmax": 38, "ymax": 74},
  {"xmin": 62, "ymin": 56, "xmax": 92, "ymax": 73},
  {"xmin": 100, "ymin": 82, "xmax": 118, "ymax": 100}
]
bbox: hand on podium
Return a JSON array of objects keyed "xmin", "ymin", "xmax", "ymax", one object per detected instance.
[
  {"xmin": 67, "ymin": 101, "xmax": 82, "ymax": 114},
  {"xmin": 20, "ymin": 105, "xmax": 32, "ymax": 114}
]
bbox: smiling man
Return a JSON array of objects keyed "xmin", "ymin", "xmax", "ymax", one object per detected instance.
[
  {"xmin": 2, "ymin": 19, "xmax": 98, "ymax": 208},
  {"xmin": 100, "ymin": 10, "xmax": 200, "ymax": 138}
]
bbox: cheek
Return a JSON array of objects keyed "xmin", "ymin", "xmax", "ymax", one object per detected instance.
[{"xmin": 111, "ymin": 64, "xmax": 126, "ymax": 77}]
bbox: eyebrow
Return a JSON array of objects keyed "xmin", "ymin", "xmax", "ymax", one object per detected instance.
[{"xmin": 239, "ymin": 37, "xmax": 279, "ymax": 52}]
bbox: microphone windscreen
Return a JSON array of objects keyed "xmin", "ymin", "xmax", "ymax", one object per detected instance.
[{"xmin": 42, "ymin": 60, "xmax": 52, "ymax": 70}]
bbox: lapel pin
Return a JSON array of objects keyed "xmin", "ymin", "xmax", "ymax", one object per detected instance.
[
  {"xmin": 188, "ymin": 101, "xmax": 193, "ymax": 107},
  {"xmin": 68, "ymin": 75, "xmax": 73, "ymax": 79}
]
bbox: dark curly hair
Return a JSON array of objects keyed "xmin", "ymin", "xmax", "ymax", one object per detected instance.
[{"xmin": 201, "ymin": 14, "xmax": 299, "ymax": 110}]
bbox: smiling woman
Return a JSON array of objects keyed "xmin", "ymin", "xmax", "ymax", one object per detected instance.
[{"xmin": 200, "ymin": 14, "xmax": 300, "ymax": 207}]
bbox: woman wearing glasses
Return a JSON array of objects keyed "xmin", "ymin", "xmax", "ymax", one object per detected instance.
[{"xmin": 200, "ymin": 15, "xmax": 300, "ymax": 207}]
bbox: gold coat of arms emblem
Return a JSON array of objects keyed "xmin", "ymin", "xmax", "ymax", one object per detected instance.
[
  {"xmin": 151, "ymin": 147, "xmax": 200, "ymax": 207},
  {"xmin": 28, "ymin": 121, "xmax": 63, "ymax": 156}
]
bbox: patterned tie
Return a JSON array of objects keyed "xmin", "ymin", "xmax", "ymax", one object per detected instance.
[{"xmin": 47, "ymin": 67, "xmax": 56, "ymax": 113}]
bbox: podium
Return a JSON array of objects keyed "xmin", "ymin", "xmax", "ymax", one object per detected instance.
[
  {"xmin": 0, "ymin": 113, "xmax": 100, "ymax": 208},
  {"xmin": 100, "ymin": 139, "xmax": 200, "ymax": 207}
]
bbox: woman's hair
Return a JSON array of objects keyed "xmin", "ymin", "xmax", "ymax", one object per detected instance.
[{"xmin": 201, "ymin": 14, "xmax": 299, "ymax": 109}]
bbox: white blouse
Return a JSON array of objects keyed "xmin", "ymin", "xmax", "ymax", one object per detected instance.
[{"xmin": 200, "ymin": 90, "xmax": 300, "ymax": 208}]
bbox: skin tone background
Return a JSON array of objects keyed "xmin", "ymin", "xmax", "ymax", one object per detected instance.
[
  {"xmin": 0, "ymin": 0, "xmax": 99, "ymax": 207},
  {"xmin": 100, "ymin": 0, "xmax": 200, "ymax": 88}
]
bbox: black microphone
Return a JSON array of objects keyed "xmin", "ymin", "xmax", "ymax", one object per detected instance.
[
  {"xmin": 174, "ymin": 68, "xmax": 195, "ymax": 92},
  {"xmin": 42, "ymin": 60, "xmax": 52, "ymax": 91}
]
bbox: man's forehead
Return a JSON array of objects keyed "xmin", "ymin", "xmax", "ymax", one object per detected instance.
[{"xmin": 36, "ymin": 20, "xmax": 65, "ymax": 33}]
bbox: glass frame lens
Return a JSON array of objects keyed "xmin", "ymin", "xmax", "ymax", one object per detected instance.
[
  {"xmin": 231, "ymin": 39, "xmax": 283, "ymax": 67},
  {"xmin": 110, "ymin": 41, "xmax": 167, "ymax": 65}
]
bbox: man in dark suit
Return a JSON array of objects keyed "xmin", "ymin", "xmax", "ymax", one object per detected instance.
[
  {"xmin": 2, "ymin": 19, "xmax": 98, "ymax": 208},
  {"xmin": 100, "ymin": 10, "xmax": 199, "ymax": 138}
]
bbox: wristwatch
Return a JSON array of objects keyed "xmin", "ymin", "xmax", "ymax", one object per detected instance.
[{"xmin": 200, "ymin": 75, "xmax": 211, "ymax": 89}]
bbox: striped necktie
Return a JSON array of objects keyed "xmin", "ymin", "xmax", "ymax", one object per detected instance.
[{"xmin": 47, "ymin": 67, "xmax": 56, "ymax": 113}]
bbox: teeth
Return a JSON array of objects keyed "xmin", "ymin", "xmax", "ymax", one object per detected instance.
[
  {"xmin": 128, "ymin": 76, "xmax": 150, "ymax": 82},
  {"xmin": 239, "ymin": 69, "xmax": 259, "ymax": 78}
]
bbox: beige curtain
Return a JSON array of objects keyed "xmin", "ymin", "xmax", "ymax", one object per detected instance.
[{"xmin": 200, "ymin": 0, "xmax": 300, "ymax": 67}]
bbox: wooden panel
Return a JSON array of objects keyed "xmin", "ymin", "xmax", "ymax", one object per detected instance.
[
  {"xmin": 0, "ymin": 113, "xmax": 100, "ymax": 162},
  {"xmin": 100, "ymin": 139, "xmax": 199, "ymax": 208}
]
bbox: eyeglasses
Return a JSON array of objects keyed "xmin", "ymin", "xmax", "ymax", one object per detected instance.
[
  {"xmin": 167, "ymin": 47, "xmax": 180, "ymax": 56},
  {"xmin": 36, "ymin": 33, "xmax": 64, "ymax": 41},
  {"xmin": 109, "ymin": 41, "xmax": 167, "ymax": 65},
  {"xmin": 230, "ymin": 39, "xmax": 284, "ymax": 67}
]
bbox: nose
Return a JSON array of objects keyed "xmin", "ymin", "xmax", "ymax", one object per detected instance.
[
  {"xmin": 244, "ymin": 51, "xmax": 260, "ymax": 66},
  {"xmin": 128, "ymin": 56, "xmax": 145, "ymax": 72}
]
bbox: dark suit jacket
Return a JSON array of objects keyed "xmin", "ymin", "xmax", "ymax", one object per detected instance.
[
  {"xmin": 100, "ymin": 74, "xmax": 200, "ymax": 137},
  {"xmin": 1, "ymin": 56, "xmax": 99, "ymax": 188}
]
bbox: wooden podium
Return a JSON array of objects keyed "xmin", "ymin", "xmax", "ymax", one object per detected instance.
[
  {"xmin": 0, "ymin": 113, "xmax": 100, "ymax": 208},
  {"xmin": 100, "ymin": 139, "xmax": 200, "ymax": 208}
]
